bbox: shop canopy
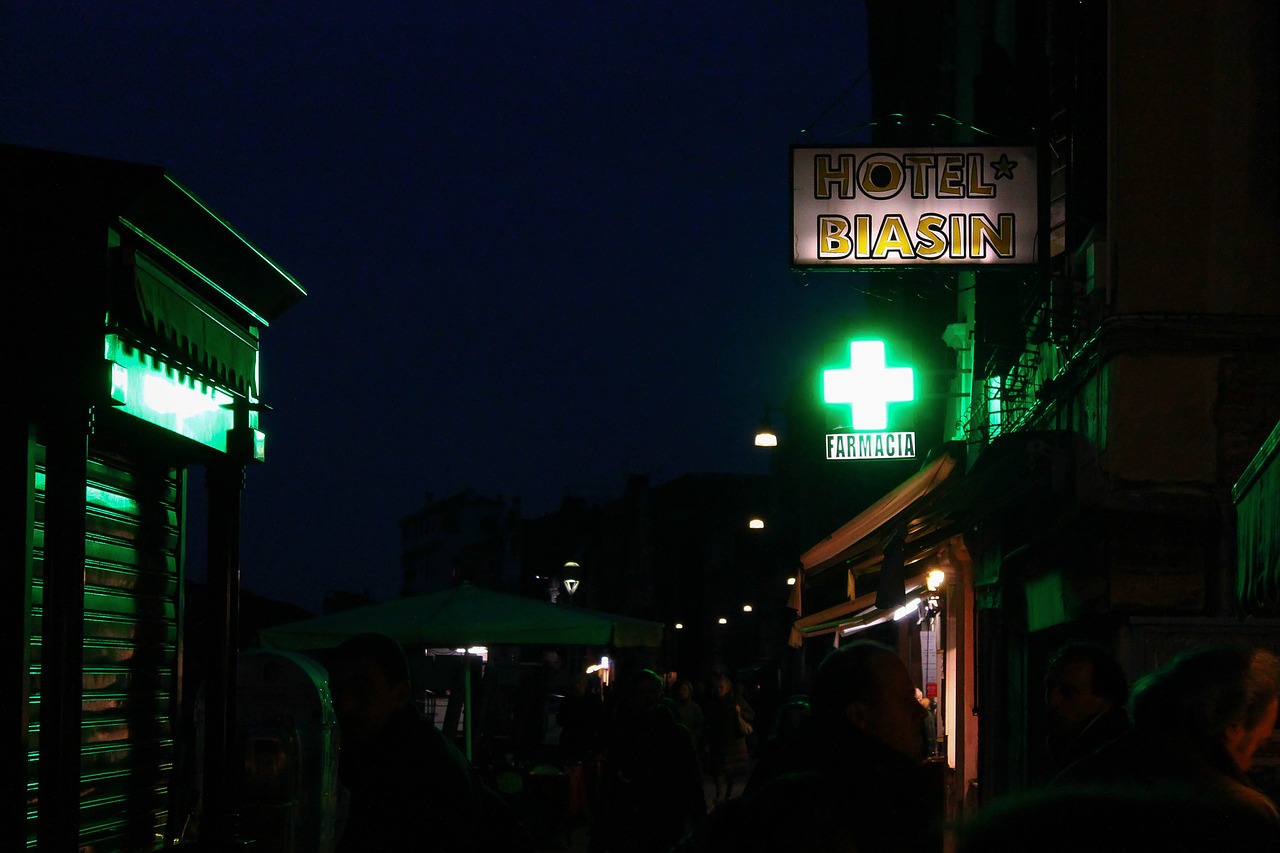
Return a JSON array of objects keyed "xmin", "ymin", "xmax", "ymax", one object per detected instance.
[
  {"xmin": 789, "ymin": 434, "xmax": 1071, "ymax": 644},
  {"xmin": 798, "ymin": 442, "xmax": 965, "ymax": 578},
  {"xmin": 260, "ymin": 582, "xmax": 665, "ymax": 651},
  {"xmin": 1234, "ymin": 418, "xmax": 1280, "ymax": 615},
  {"xmin": 790, "ymin": 443, "xmax": 967, "ymax": 644}
]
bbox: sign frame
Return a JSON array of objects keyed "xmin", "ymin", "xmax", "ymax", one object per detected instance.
[{"xmin": 791, "ymin": 144, "xmax": 1041, "ymax": 270}]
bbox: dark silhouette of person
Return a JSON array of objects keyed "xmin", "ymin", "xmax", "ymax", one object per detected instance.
[
  {"xmin": 1056, "ymin": 643, "xmax": 1280, "ymax": 841},
  {"xmin": 661, "ymin": 678, "xmax": 705, "ymax": 755},
  {"xmin": 591, "ymin": 669, "xmax": 706, "ymax": 852},
  {"xmin": 916, "ymin": 688, "xmax": 938, "ymax": 758},
  {"xmin": 740, "ymin": 694, "xmax": 810, "ymax": 798},
  {"xmin": 328, "ymin": 633, "xmax": 530, "ymax": 851},
  {"xmin": 1043, "ymin": 641, "xmax": 1131, "ymax": 773},
  {"xmin": 693, "ymin": 640, "xmax": 938, "ymax": 853},
  {"xmin": 957, "ymin": 785, "xmax": 1271, "ymax": 853},
  {"xmin": 701, "ymin": 673, "xmax": 754, "ymax": 804},
  {"xmin": 558, "ymin": 672, "xmax": 605, "ymax": 762}
]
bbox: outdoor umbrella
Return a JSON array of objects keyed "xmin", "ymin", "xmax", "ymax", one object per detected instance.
[{"xmin": 259, "ymin": 583, "xmax": 663, "ymax": 759}]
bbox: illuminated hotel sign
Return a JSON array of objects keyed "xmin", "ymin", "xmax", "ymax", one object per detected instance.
[
  {"xmin": 823, "ymin": 340, "xmax": 916, "ymax": 461},
  {"xmin": 792, "ymin": 145, "xmax": 1038, "ymax": 267}
]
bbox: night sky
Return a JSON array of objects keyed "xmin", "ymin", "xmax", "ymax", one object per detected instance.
[{"xmin": 5, "ymin": 3, "xmax": 875, "ymax": 610}]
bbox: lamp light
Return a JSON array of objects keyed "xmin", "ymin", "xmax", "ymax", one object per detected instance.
[
  {"xmin": 893, "ymin": 597, "xmax": 923, "ymax": 621},
  {"xmin": 754, "ymin": 407, "xmax": 780, "ymax": 447}
]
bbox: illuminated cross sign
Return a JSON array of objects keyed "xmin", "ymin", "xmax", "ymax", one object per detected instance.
[{"xmin": 823, "ymin": 341, "xmax": 914, "ymax": 431}]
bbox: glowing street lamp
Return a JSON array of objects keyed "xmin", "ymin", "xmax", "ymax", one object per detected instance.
[
  {"xmin": 754, "ymin": 405, "xmax": 783, "ymax": 447},
  {"xmin": 563, "ymin": 562, "xmax": 580, "ymax": 605}
]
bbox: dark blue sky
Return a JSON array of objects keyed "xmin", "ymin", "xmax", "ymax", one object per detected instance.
[{"xmin": 5, "ymin": 2, "xmax": 873, "ymax": 609}]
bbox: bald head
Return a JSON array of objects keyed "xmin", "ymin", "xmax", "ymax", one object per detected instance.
[{"xmin": 812, "ymin": 641, "xmax": 926, "ymax": 761}]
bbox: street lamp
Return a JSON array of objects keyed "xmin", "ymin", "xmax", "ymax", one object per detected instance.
[
  {"xmin": 563, "ymin": 562, "xmax": 580, "ymax": 605},
  {"xmin": 754, "ymin": 406, "xmax": 783, "ymax": 447}
]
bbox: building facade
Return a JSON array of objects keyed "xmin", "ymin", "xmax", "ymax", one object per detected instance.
[
  {"xmin": 789, "ymin": 0, "xmax": 1280, "ymax": 818},
  {"xmin": 399, "ymin": 490, "xmax": 521, "ymax": 596}
]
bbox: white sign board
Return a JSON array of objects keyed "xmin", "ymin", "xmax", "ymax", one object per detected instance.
[
  {"xmin": 826, "ymin": 432, "xmax": 917, "ymax": 460},
  {"xmin": 792, "ymin": 146, "xmax": 1038, "ymax": 267}
]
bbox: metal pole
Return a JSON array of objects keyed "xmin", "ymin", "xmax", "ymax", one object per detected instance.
[
  {"xmin": 464, "ymin": 654, "xmax": 473, "ymax": 762},
  {"xmin": 202, "ymin": 459, "xmax": 245, "ymax": 849}
]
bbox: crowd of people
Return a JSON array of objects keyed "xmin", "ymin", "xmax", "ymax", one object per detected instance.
[{"xmin": 325, "ymin": 633, "xmax": 1280, "ymax": 851}]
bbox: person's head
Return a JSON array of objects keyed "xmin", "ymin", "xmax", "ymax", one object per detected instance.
[
  {"xmin": 1044, "ymin": 642, "xmax": 1128, "ymax": 736},
  {"xmin": 770, "ymin": 696, "xmax": 812, "ymax": 741},
  {"xmin": 712, "ymin": 674, "xmax": 732, "ymax": 699},
  {"xmin": 810, "ymin": 640, "xmax": 925, "ymax": 760},
  {"xmin": 1130, "ymin": 644, "xmax": 1280, "ymax": 772},
  {"xmin": 674, "ymin": 679, "xmax": 694, "ymax": 702},
  {"xmin": 621, "ymin": 669, "xmax": 665, "ymax": 718},
  {"xmin": 329, "ymin": 633, "xmax": 412, "ymax": 749}
]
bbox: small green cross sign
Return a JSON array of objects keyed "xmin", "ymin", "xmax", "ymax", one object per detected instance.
[{"xmin": 823, "ymin": 340, "xmax": 915, "ymax": 431}]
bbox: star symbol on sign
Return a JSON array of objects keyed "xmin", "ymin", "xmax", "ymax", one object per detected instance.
[{"xmin": 991, "ymin": 153, "xmax": 1018, "ymax": 180}]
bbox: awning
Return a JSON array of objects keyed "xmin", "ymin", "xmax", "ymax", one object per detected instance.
[
  {"xmin": 789, "ymin": 432, "xmax": 1070, "ymax": 644},
  {"xmin": 1234, "ymin": 418, "xmax": 1280, "ymax": 614},
  {"xmin": 800, "ymin": 442, "xmax": 965, "ymax": 577},
  {"xmin": 790, "ymin": 573, "xmax": 928, "ymax": 643},
  {"xmin": 260, "ymin": 582, "xmax": 665, "ymax": 650},
  {"xmin": 126, "ymin": 252, "xmax": 261, "ymax": 395}
]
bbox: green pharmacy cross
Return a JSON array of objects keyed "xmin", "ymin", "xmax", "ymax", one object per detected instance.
[{"xmin": 823, "ymin": 340, "xmax": 915, "ymax": 431}]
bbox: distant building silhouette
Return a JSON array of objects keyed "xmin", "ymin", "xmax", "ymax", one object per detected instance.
[{"xmin": 399, "ymin": 490, "xmax": 521, "ymax": 595}]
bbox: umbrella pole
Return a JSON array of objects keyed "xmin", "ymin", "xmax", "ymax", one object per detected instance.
[{"xmin": 464, "ymin": 653, "xmax": 473, "ymax": 762}]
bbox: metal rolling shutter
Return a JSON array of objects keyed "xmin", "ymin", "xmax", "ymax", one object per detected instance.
[{"xmin": 29, "ymin": 445, "xmax": 184, "ymax": 852}]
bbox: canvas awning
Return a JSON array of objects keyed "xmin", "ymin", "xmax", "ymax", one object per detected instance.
[
  {"xmin": 260, "ymin": 582, "xmax": 665, "ymax": 651},
  {"xmin": 790, "ymin": 573, "xmax": 929, "ymax": 642},
  {"xmin": 790, "ymin": 433, "xmax": 1071, "ymax": 644},
  {"xmin": 1234, "ymin": 418, "xmax": 1280, "ymax": 615},
  {"xmin": 800, "ymin": 442, "xmax": 966, "ymax": 578}
]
